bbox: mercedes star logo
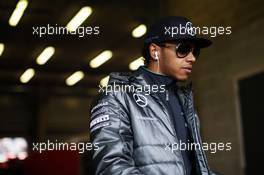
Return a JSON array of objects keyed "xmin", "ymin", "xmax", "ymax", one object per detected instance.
[{"xmin": 133, "ymin": 93, "xmax": 148, "ymax": 107}]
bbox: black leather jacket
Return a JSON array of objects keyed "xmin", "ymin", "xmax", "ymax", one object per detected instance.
[{"xmin": 89, "ymin": 68, "xmax": 212, "ymax": 175}]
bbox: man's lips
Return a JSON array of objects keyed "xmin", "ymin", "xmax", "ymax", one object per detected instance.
[{"xmin": 181, "ymin": 66, "xmax": 192, "ymax": 73}]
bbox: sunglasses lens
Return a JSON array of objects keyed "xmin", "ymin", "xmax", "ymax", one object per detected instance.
[
  {"xmin": 176, "ymin": 43, "xmax": 200, "ymax": 58},
  {"xmin": 176, "ymin": 43, "xmax": 192, "ymax": 58},
  {"xmin": 192, "ymin": 47, "xmax": 200, "ymax": 58}
]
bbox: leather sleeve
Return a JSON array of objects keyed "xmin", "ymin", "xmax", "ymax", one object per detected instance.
[{"xmin": 89, "ymin": 93, "xmax": 144, "ymax": 175}]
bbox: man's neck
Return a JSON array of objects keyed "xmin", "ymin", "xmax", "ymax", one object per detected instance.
[{"xmin": 147, "ymin": 62, "xmax": 164, "ymax": 75}]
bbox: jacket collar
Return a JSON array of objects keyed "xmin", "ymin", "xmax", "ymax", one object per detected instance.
[
  {"xmin": 136, "ymin": 66, "xmax": 175, "ymax": 87},
  {"xmin": 107, "ymin": 66, "xmax": 192, "ymax": 96}
]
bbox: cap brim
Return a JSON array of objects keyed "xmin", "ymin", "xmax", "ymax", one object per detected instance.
[
  {"xmin": 147, "ymin": 37, "xmax": 212, "ymax": 48},
  {"xmin": 157, "ymin": 37, "xmax": 212, "ymax": 48},
  {"xmin": 173, "ymin": 37, "xmax": 212, "ymax": 48}
]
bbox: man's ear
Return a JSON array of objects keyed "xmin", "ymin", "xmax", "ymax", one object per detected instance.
[{"xmin": 149, "ymin": 43, "xmax": 160, "ymax": 61}]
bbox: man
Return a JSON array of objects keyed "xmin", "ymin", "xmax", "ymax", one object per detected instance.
[{"xmin": 90, "ymin": 16, "xmax": 213, "ymax": 175}]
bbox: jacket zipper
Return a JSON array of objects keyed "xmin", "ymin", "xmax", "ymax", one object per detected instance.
[
  {"xmin": 193, "ymin": 117, "xmax": 210, "ymax": 174},
  {"xmin": 166, "ymin": 90, "xmax": 169, "ymax": 101},
  {"xmin": 178, "ymin": 88, "xmax": 208, "ymax": 175},
  {"xmin": 165, "ymin": 89, "xmax": 187, "ymax": 175}
]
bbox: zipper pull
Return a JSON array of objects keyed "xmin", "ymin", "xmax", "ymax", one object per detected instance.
[{"xmin": 166, "ymin": 90, "xmax": 169, "ymax": 101}]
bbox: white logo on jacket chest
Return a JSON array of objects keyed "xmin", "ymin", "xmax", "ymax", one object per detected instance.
[{"xmin": 133, "ymin": 94, "xmax": 148, "ymax": 107}]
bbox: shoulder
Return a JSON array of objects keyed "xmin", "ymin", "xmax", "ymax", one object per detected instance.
[{"xmin": 90, "ymin": 72, "xmax": 135, "ymax": 115}]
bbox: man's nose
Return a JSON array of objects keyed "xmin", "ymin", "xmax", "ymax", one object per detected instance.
[{"xmin": 186, "ymin": 52, "xmax": 196, "ymax": 63}]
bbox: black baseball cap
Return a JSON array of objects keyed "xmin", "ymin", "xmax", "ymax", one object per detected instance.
[{"xmin": 144, "ymin": 16, "xmax": 212, "ymax": 48}]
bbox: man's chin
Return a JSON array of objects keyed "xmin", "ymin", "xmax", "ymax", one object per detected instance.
[{"xmin": 174, "ymin": 75, "xmax": 189, "ymax": 81}]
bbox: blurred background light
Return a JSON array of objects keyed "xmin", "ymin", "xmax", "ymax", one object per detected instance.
[
  {"xmin": 0, "ymin": 43, "xmax": 4, "ymax": 56},
  {"xmin": 20, "ymin": 68, "xmax": 35, "ymax": 83},
  {"xmin": 100, "ymin": 76, "xmax": 110, "ymax": 87},
  {"xmin": 89, "ymin": 50, "xmax": 113, "ymax": 68},
  {"xmin": 66, "ymin": 6, "xmax": 93, "ymax": 31},
  {"xmin": 66, "ymin": 71, "xmax": 84, "ymax": 86},
  {"xmin": 9, "ymin": 0, "xmax": 28, "ymax": 26},
  {"xmin": 129, "ymin": 57, "xmax": 144, "ymax": 70},
  {"xmin": 0, "ymin": 155, "xmax": 8, "ymax": 164},
  {"xmin": 0, "ymin": 137, "xmax": 28, "ymax": 163},
  {"xmin": 132, "ymin": 24, "xmax": 147, "ymax": 38},
  {"xmin": 36, "ymin": 46, "xmax": 55, "ymax": 65}
]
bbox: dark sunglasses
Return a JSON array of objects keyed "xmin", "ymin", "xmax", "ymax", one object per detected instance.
[{"xmin": 157, "ymin": 42, "xmax": 200, "ymax": 58}]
